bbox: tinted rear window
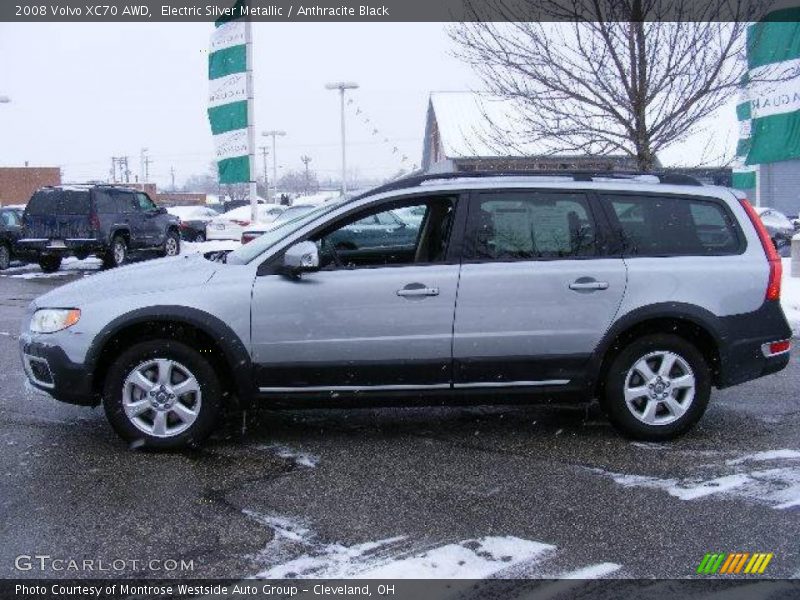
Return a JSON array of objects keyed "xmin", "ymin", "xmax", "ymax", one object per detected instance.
[
  {"xmin": 26, "ymin": 190, "xmax": 91, "ymax": 215},
  {"xmin": 604, "ymin": 194, "xmax": 740, "ymax": 256}
]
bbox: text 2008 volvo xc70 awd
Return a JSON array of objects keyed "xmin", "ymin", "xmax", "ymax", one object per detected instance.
[{"xmin": 20, "ymin": 173, "xmax": 792, "ymax": 448}]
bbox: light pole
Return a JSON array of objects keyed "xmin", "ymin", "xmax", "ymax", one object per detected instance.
[
  {"xmin": 325, "ymin": 81, "xmax": 359, "ymax": 195},
  {"xmin": 262, "ymin": 130, "xmax": 286, "ymax": 203}
]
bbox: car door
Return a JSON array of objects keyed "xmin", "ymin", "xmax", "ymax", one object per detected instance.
[
  {"xmin": 452, "ymin": 189, "xmax": 627, "ymax": 388},
  {"xmin": 250, "ymin": 194, "xmax": 462, "ymax": 391},
  {"xmin": 135, "ymin": 193, "xmax": 163, "ymax": 246},
  {"xmin": 113, "ymin": 191, "xmax": 146, "ymax": 247}
]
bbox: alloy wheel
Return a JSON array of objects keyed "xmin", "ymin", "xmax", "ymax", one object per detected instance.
[
  {"xmin": 122, "ymin": 359, "xmax": 202, "ymax": 438},
  {"xmin": 165, "ymin": 236, "xmax": 179, "ymax": 256},
  {"xmin": 623, "ymin": 350, "xmax": 696, "ymax": 426}
]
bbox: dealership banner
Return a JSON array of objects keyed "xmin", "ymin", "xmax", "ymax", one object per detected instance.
[
  {"xmin": 207, "ymin": 5, "xmax": 252, "ymax": 184},
  {"xmin": 742, "ymin": 6, "xmax": 800, "ymax": 166}
]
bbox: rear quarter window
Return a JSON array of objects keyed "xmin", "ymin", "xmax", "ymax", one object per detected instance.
[{"xmin": 603, "ymin": 194, "xmax": 741, "ymax": 256}]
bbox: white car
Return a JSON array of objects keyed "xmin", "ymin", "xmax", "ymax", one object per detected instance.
[
  {"xmin": 240, "ymin": 204, "xmax": 324, "ymax": 244},
  {"xmin": 205, "ymin": 204, "xmax": 285, "ymax": 241}
]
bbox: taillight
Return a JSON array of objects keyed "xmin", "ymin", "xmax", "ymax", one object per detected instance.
[
  {"xmin": 89, "ymin": 212, "xmax": 101, "ymax": 230},
  {"xmin": 739, "ymin": 198, "xmax": 782, "ymax": 301},
  {"xmin": 762, "ymin": 339, "xmax": 791, "ymax": 357}
]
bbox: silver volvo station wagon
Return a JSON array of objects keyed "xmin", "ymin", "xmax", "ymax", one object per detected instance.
[{"xmin": 20, "ymin": 172, "xmax": 792, "ymax": 448}]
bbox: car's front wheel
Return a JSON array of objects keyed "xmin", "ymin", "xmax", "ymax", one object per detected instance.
[
  {"xmin": 603, "ymin": 334, "xmax": 711, "ymax": 441},
  {"xmin": 103, "ymin": 340, "xmax": 222, "ymax": 449},
  {"xmin": 162, "ymin": 230, "xmax": 180, "ymax": 257}
]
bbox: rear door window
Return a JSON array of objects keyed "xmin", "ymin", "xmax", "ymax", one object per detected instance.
[
  {"xmin": 603, "ymin": 194, "xmax": 741, "ymax": 256},
  {"xmin": 26, "ymin": 190, "xmax": 91, "ymax": 215},
  {"xmin": 465, "ymin": 191, "xmax": 598, "ymax": 261}
]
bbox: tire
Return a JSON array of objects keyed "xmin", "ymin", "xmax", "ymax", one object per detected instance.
[
  {"xmin": 103, "ymin": 340, "xmax": 223, "ymax": 449},
  {"xmin": 194, "ymin": 231, "xmax": 205, "ymax": 243},
  {"xmin": 602, "ymin": 334, "xmax": 711, "ymax": 441},
  {"xmin": 38, "ymin": 255, "xmax": 62, "ymax": 273},
  {"xmin": 162, "ymin": 230, "xmax": 180, "ymax": 257},
  {"xmin": 0, "ymin": 243, "xmax": 10, "ymax": 270},
  {"xmin": 103, "ymin": 235, "xmax": 127, "ymax": 269}
]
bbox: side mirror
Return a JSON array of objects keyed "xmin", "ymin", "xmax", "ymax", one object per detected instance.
[{"xmin": 282, "ymin": 241, "xmax": 319, "ymax": 275}]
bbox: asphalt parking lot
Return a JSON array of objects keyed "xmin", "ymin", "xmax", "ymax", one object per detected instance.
[{"xmin": 1, "ymin": 262, "xmax": 799, "ymax": 583}]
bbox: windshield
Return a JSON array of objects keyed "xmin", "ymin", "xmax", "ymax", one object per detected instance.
[{"xmin": 226, "ymin": 202, "xmax": 340, "ymax": 264}]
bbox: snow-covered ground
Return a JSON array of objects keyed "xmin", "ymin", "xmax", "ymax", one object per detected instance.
[
  {"xmin": 782, "ymin": 258, "xmax": 800, "ymax": 337},
  {"xmin": 590, "ymin": 447, "xmax": 800, "ymax": 510},
  {"xmin": 243, "ymin": 510, "xmax": 621, "ymax": 579}
]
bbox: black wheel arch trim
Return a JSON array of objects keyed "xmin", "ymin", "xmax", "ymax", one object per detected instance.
[
  {"xmin": 85, "ymin": 305, "xmax": 254, "ymax": 402},
  {"xmin": 587, "ymin": 302, "xmax": 726, "ymax": 390},
  {"xmin": 587, "ymin": 300, "xmax": 791, "ymax": 392}
]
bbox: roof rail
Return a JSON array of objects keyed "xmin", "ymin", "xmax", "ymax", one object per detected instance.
[{"xmin": 353, "ymin": 169, "xmax": 703, "ymax": 200}]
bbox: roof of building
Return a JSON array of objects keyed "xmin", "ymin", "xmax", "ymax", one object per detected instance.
[{"xmin": 427, "ymin": 92, "xmax": 547, "ymax": 159}]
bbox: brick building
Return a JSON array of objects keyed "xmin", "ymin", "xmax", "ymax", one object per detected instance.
[{"xmin": 0, "ymin": 167, "xmax": 61, "ymax": 206}]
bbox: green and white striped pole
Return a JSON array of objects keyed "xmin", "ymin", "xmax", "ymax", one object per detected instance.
[{"xmin": 208, "ymin": 2, "xmax": 257, "ymax": 222}]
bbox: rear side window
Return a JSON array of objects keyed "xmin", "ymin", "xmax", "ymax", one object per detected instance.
[
  {"xmin": 466, "ymin": 191, "xmax": 597, "ymax": 261},
  {"xmin": 26, "ymin": 190, "xmax": 91, "ymax": 215},
  {"xmin": 604, "ymin": 194, "xmax": 740, "ymax": 256}
]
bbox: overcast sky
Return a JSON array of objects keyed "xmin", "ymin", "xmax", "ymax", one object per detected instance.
[{"xmin": 0, "ymin": 23, "xmax": 738, "ymax": 189}]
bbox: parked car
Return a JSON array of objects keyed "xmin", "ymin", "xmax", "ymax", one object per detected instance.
[
  {"xmin": 205, "ymin": 204, "xmax": 285, "ymax": 241},
  {"xmin": 241, "ymin": 204, "xmax": 324, "ymax": 244},
  {"xmin": 20, "ymin": 172, "xmax": 791, "ymax": 448},
  {"xmin": 166, "ymin": 205, "xmax": 220, "ymax": 242},
  {"xmin": 0, "ymin": 206, "xmax": 24, "ymax": 270},
  {"xmin": 16, "ymin": 185, "xmax": 181, "ymax": 272},
  {"xmin": 754, "ymin": 206, "xmax": 795, "ymax": 252}
]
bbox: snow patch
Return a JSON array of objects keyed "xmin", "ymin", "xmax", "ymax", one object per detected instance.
[
  {"xmin": 590, "ymin": 449, "xmax": 800, "ymax": 509},
  {"xmin": 256, "ymin": 444, "xmax": 318, "ymax": 468},
  {"xmin": 558, "ymin": 562, "xmax": 622, "ymax": 579},
  {"xmin": 181, "ymin": 240, "xmax": 239, "ymax": 255},
  {"xmin": 243, "ymin": 511, "xmax": 564, "ymax": 579},
  {"xmin": 727, "ymin": 449, "xmax": 800, "ymax": 465},
  {"xmin": 782, "ymin": 258, "xmax": 800, "ymax": 337}
]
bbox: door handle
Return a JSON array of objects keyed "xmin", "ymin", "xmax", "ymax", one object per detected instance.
[
  {"xmin": 397, "ymin": 285, "xmax": 439, "ymax": 298},
  {"xmin": 569, "ymin": 279, "xmax": 609, "ymax": 291}
]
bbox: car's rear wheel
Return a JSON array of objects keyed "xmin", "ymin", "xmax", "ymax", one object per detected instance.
[
  {"xmin": 0, "ymin": 243, "xmax": 11, "ymax": 270},
  {"xmin": 103, "ymin": 235, "xmax": 127, "ymax": 269},
  {"xmin": 162, "ymin": 230, "xmax": 180, "ymax": 257},
  {"xmin": 38, "ymin": 255, "xmax": 62, "ymax": 273},
  {"xmin": 602, "ymin": 334, "xmax": 711, "ymax": 441},
  {"xmin": 103, "ymin": 340, "xmax": 222, "ymax": 449},
  {"xmin": 194, "ymin": 231, "xmax": 205, "ymax": 243}
]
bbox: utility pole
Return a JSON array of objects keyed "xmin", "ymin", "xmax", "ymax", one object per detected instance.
[
  {"xmin": 170, "ymin": 166, "xmax": 176, "ymax": 191},
  {"xmin": 262, "ymin": 130, "xmax": 286, "ymax": 203},
  {"xmin": 324, "ymin": 81, "xmax": 359, "ymax": 195},
  {"xmin": 110, "ymin": 157, "xmax": 118, "ymax": 183},
  {"xmin": 139, "ymin": 148, "xmax": 149, "ymax": 183},
  {"xmin": 144, "ymin": 156, "xmax": 152, "ymax": 183},
  {"xmin": 301, "ymin": 155, "xmax": 312, "ymax": 194},
  {"xmin": 258, "ymin": 145, "xmax": 270, "ymax": 201},
  {"xmin": 120, "ymin": 157, "xmax": 130, "ymax": 183}
]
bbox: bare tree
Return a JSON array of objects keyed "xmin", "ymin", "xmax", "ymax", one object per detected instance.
[{"xmin": 449, "ymin": 0, "xmax": 771, "ymax": 171}]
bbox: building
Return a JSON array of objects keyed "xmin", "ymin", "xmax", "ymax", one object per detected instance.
[
  {"xmin": 421, "ymin": 92, "xmax": 637, "ymax": 174},
  {"xmin": 0, "ymin": 167, "xmax": 61, "ymax": 206},
  {"xmin": 735, "ymin": 161, "xmax": 800, "ymax": 216}
]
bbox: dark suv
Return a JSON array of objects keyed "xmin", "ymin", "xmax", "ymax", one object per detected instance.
[{"xmin": 18, "ymin": 185, "xmax": 181, "ymax": 272}]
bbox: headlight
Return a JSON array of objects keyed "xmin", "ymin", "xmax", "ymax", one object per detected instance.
[{"xmin": 30, "ymin": 309, "xmax": 81, "ymax": 334}]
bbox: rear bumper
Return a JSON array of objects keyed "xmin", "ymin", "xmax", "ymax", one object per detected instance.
[
  {"xmin": 716, "ymin": 300, "xmax": 793, "ymax": 388},
  {"xmin": 19, "ymin": 337, "xmax": 97, "ymax": 406},
  {"xmin": 16, "ymin": 238, "xmax": 104, "ymax": 257}
]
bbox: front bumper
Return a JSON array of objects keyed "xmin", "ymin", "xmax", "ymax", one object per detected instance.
[{"xmin": 19, "ymin": 336, "xmax": 97, "ymax": 406}]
